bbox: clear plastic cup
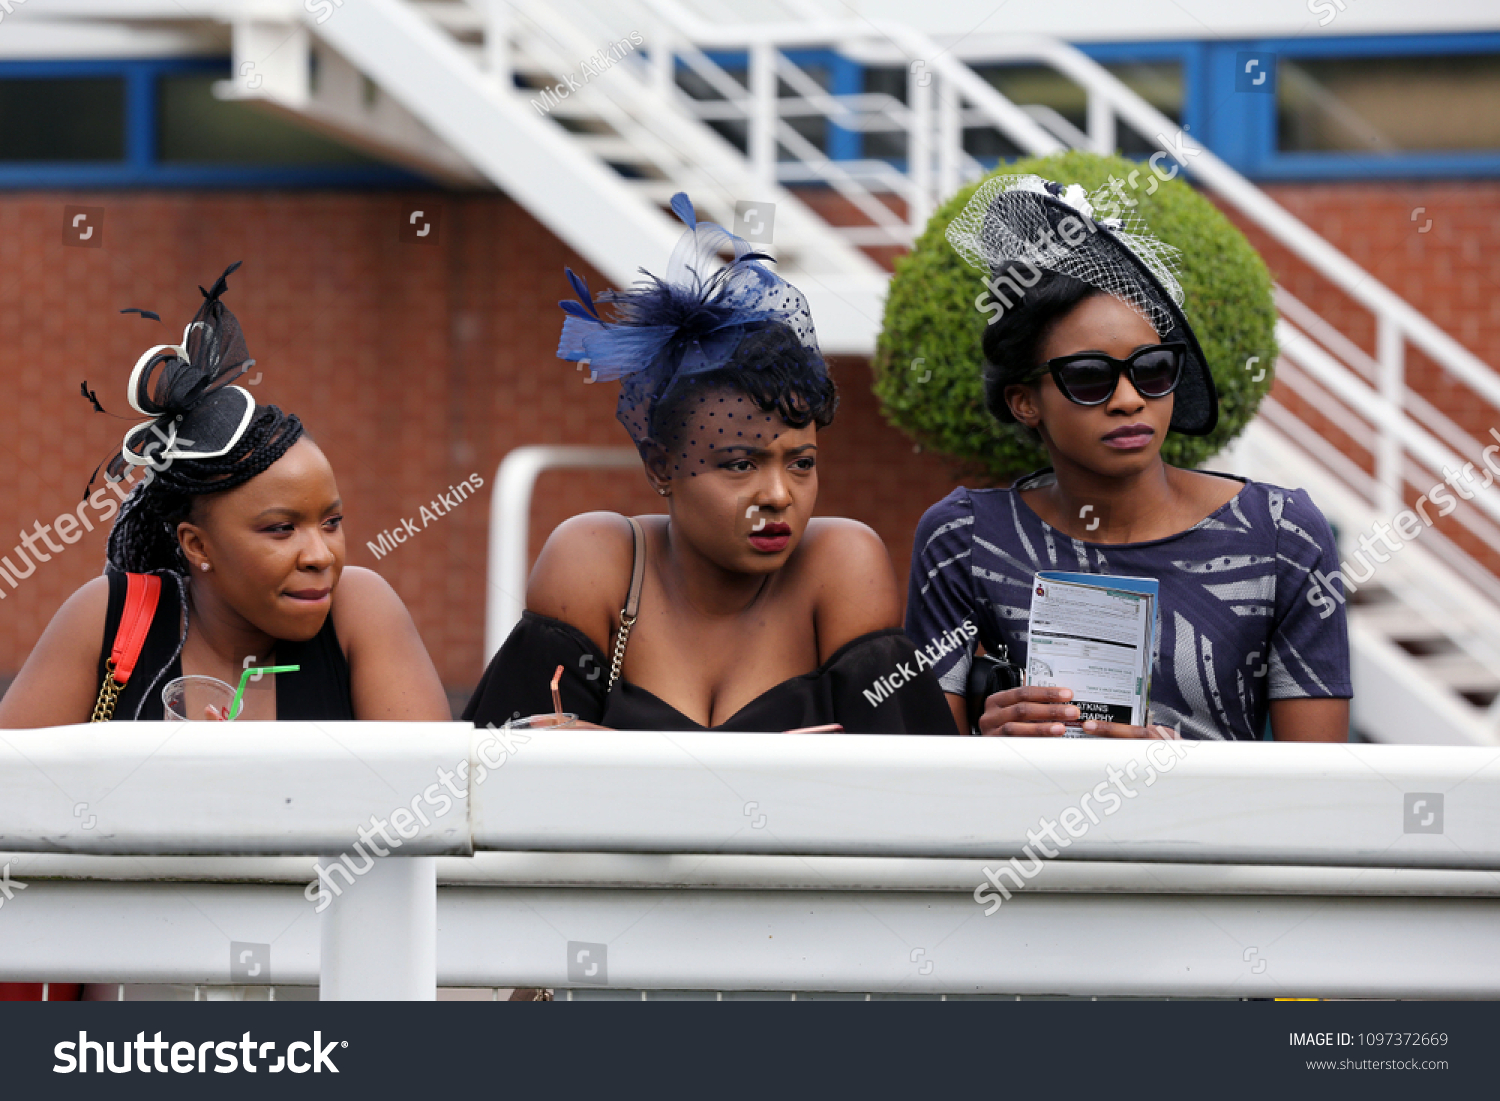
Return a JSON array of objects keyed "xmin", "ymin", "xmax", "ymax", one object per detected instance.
[
  {"xmin": 504, "ymin": 713, "xmax": 579, "ymax": 730},
  {"xmin": 161, "ymin": 675, "xmax": 237, "ymax": 722}
]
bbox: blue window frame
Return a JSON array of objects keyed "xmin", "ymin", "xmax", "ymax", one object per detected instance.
[
  {"xmin": 1196, "ymin": 32, "xmax": 1500, "ymax": 180},
  {"xmin": 0, "ymin": 58, "xmax": 425, "ymax": 189},
  {"xmin": 713, "ymin": 35, "xmax": 1500, "ymax": 182}
]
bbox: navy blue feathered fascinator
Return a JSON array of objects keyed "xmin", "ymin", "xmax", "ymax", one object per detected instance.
[{"xmin": 557, "ymin": 193, "xmax": 825, "ymax": 449}]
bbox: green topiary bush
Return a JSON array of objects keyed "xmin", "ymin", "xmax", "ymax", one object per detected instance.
[{"xmin": 871, "ymin": 150, "xmax": 1277, "ymax": 481}]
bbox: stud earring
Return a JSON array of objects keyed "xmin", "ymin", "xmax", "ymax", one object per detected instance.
[
  {"xmin": 200, "ymin": 562, "xmax": 210, "ymax": 572},
  {"xmin": 656, "ymin": 487, "xmax": 670, "ymax": 497}
]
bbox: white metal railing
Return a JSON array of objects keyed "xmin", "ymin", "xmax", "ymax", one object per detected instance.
[
  {"xmin": 3, "ymin": 724, "xmax": 1500, "ymax": 997},
  {"xmin": 635, "ymin": 0, "xmax": 1063, "ymax": 239},
  {"xmin": 485, "ymin": 445, "xmax": 639, "ymax": 661}
]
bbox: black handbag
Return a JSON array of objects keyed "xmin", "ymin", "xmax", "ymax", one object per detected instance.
[{"xmin": 965, "ymin": 642, "xmax": 1024, "ymax": 735}]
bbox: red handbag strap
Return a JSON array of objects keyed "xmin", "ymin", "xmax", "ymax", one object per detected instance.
[{"xmin": 110, "ymin": 573, "xmax": 162, "ymax": 686}]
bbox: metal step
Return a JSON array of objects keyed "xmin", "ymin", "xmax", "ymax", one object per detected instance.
[
  {"xmin": 1347, "ymin": 600, "xmax": 1449, "ymax": 648},
  {"xmin": 573, "ymin": 132, "xmax": 655, "ymax": 167},
  {"xmin": 1413, "ymin": 653, "xmax": 1500, "ymax": 696}
]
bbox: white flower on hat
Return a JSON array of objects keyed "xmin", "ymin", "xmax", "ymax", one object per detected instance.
[{"xmin": 1058, "ymin": 183, "xmax": 1094, "ymax": 220}]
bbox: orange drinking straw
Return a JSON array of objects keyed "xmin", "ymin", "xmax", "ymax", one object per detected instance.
[{"xmin": 550, "ymin": 665, "xmax": 564, "ymax": 719}]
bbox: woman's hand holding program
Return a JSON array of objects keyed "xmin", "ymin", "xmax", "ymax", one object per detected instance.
[{"xmin": 977, "ymin": 686, "xmax": 1178, "ymax": 739}]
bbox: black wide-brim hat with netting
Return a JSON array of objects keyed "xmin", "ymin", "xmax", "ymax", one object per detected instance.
[{"xmin": 947, "ymin": 175, "xmax": 1218, "ymax": 437}]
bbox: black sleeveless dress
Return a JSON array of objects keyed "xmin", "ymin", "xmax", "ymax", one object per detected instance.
[
  {"xmin": 96, "ymin": 570, "xmax": 355, "ymax": 721},
  {"xmin": 463, "ymin": 610, "xmax": 957, "ymax": 734}
]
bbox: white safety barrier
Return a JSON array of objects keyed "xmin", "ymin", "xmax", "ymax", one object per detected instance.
[{"xmin": 1, "ymin": 723, "xmax": 1497, "ymax": 999}]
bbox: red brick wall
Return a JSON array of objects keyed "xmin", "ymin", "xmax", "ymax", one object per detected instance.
[
  {"xmin": 1213, "ymin": 182, "xmax": 1500, "ymax": 576},
  {"xmin": 0, "ymin": 190, "xmax": 960, "ymax": 696},
  {"xmin": 3, "ymin": 182, "xmax": 1496, "ymax": 697}
]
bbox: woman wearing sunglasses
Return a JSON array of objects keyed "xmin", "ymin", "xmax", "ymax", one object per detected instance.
[{"xmin": 905, "ymin": 176, "xmax": 1351, "ymax": 741}]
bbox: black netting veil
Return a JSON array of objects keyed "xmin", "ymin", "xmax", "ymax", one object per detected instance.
[{"xmin": 947, "ymin": 175, "xmax": 1218, "ymax": 437}]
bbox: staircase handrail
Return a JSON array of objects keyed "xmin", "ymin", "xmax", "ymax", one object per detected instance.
[{"xmin": 631, "ymin": 6, "xmax": 1499, "ymax": 415}]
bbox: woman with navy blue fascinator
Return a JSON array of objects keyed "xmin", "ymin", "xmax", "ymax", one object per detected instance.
[
  {"xmin": 0, "ymin": 262, "xmax": 450, "ymax": 729},
  {"xmin": 465, "ymin": 194, "xmax": 956, "ymax": 735}
]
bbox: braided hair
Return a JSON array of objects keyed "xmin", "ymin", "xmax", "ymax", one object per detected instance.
[{"xmin": 105, "ymin": 406, "xmax": 303, "ymax": 575}]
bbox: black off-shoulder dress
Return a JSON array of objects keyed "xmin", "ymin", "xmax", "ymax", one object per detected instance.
[{"xmin": 462, "ymin": 610, "xmax": 956, "ymax": 734}]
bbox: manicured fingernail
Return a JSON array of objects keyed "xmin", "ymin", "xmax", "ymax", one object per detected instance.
[
  {"xmin": 1083, "ymin": 721, "xmax": 1097, "ymax": 731},
  {"xmin": 1066, "ymin": 707, "xmax": 1080, "ymax": 719}
]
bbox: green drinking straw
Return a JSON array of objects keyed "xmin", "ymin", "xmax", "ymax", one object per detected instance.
[{"xmin": 228, "ymin": 665, "xmax": 301, "ymax": 721}]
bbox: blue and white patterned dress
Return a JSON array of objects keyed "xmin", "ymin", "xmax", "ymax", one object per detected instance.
[{"xmin": 905, "ymin": 469, "xmax": 1352, "ymax": 740}]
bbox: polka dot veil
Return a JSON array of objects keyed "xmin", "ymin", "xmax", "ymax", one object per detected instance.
[{"xmin": 556, "ymin": 192, "xmax": 832, "ymax": 474}]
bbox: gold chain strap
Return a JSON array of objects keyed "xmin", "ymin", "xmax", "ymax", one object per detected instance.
[
  {"xmin": 90, "ymin": 659, "xmax": 123, "ymax": 723},
  {"xmin": 607, "ymin": 611, "xmax": 635, "ymax": 692}
]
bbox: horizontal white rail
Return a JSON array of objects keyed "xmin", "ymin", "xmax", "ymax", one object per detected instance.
[
  {"xmin": 5, "ymin": 863, "xmax": 1498, "ymax": 996},
  {"xmin": 10, "ymin": 851, "xmax": 1500, "ymax": 897},
  {"xmin": 0, "ymin": 722, "xmax": 473, "ymax": 856},
  {"xmin": 3, "ymin": 724, "xmax": 1498, "ymax": 996},
  {"xmin": 6, "ymin": 724, "xmax": 1495, "ymax": 867},
  {"xmin": 473, "ymin": 730, "xmax": 1500, "ymax": 869}
]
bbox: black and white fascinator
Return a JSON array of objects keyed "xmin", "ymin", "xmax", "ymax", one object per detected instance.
[
  {"xmin": 81, "ymin": 261, "xmax": 304, "ymax": 504},
  {"xmin": 946, "ymin": 175, "xmax": 1218, "ymax": 436},
  {"xmin": 112, "ymin": 260, "xmax": 257, "ymax": 473}
]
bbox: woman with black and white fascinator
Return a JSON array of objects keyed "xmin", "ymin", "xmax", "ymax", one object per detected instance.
[
  {"xmin": 906, "ymin": 176, "xmax": 1350, "ymax": 742},
  {"xmin": 465, "ymin": 194, "xmax": 955, "ymax": 735},
  {"xmin": 0, "ymin": 262, "xmax": 450, "ymax": 727}
]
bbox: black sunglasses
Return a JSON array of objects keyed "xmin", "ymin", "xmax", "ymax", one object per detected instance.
[{"xmin": 1027, "ymin": 342, "xmax": 1186, "ymax": 407}]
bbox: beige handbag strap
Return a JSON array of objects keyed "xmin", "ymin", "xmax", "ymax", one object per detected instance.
[{"xmin": 607, "ymin": 517, "xmax": 646, "ymax": 691}]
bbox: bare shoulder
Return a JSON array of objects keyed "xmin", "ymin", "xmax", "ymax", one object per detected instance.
[
  {"xmin": 62, "ymin": 573, "xmax": 113, "ymax": 632},
  {"xmin": 42, "ymin": 574, "xmax": 113, "ymax": 652},
  {"xmin": 526, "ymin": 511, "xmax": 636, "ymax": 648},
  {"xmin": 330, "ymin": 567, "xmax": 450, "ymax": 721},
  {"xmin": 799, "ymin": 518, "xmax": 902, "ymax": 652},
  {"xmin": 799, "ymin": 518, "xmax": 895, "ymax": 579},
  {"xmin": 0, "ymin": 574, "xmax": 112, "ymax": 728},
  {"xmin": 331, "ymin": 566, "xmax": 405, "ymax": 622}
]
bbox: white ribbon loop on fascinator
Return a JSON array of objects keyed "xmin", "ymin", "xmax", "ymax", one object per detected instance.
[
  {"xmin": 114, "ymin": 261, "xmax": 259, "ymax": 470},
  {"xmin": 120, "ymin": 334, "xmax": 256, "ymax": 467}
]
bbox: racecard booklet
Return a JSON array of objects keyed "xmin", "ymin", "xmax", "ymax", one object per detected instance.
[{"xmin": 1024, "ymin": 572, "xmax": 1160, "ymax": 730}]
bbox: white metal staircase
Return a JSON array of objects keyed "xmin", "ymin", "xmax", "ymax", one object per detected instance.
[{"xmin": 15, "ymin": 0, "xmax": 1500, "ymax": 743}]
